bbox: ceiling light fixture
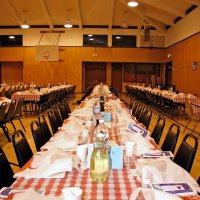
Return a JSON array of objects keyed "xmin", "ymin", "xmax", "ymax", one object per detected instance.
[
  {"xmin": 89, "ymin": 38, "xmax": 94, "ymax": 41},
  {"xmin": 64, "ymin": 19, "xmax": 72, "ymax": 28},
  {"xmin": 88, "ymin": 34, "xmax": 93, "ymax": 37},
  {"xmin": 128, "ymin": 1, "xmax": 138, "ymax": 7},
  {"xmin": 116, "ymin": 36, "xmax": 121, "ymax": 39},
  {"xmin": 9, "ymin": 35, "xmax": 15, "ymax": 39},
  {"xmin": 21, "ymin": 20, "xmax": 30, "ymax": 29}
]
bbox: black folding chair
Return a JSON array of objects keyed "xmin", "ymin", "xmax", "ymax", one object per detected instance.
[
  {"xmin": 151, "ymin": 117, "xmax": 165, "ymax": 145},
  {"xmin": 12, "ymin": 130, "xmax": 33, "ymax": 168},
  {"xmin": 38, "ymin": 114, "xmax": 52, "ymax": 142},
  {"xmin": 47, "ymin": 109, "xmax": 59, "ymax": 134},
  {"xmin": 31, "ymin": 120, "xmax": 46, "ymax": 151},
  {"xmin": 161, "ymin": 123, "xmax": 180, "ymax": 153},
  {"xmin": 0, "ymin": 102, "xmax": 11, "ymax": 142},
  {"xmin": 0, "ymin": 146, "xmax": 15, "ymax": 188},
  {"xmin": 173, "ymin": 133, "xmax": 198, "ymax": 173}
]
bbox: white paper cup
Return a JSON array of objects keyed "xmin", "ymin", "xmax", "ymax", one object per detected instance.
[
  {"xmin": 62, "ymin": 187, "xmax": 83, "ymax": 200},
  {"xmin": 81, "ymin": 130, "xmax": 89, "ymax": 143},
  {"xmin": 125, "ymin": 141, "xmax": 136, "ymax": 157},
  {"xmin": 77, "ymin": 144, "xmax": 88, "ymax": 162}
]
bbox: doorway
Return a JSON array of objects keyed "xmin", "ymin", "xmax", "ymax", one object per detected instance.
[
  {"xmin": 84, "ymin": 62, "xmax": 106, "ymax": 91},
  {"xmin": 111, "ymin": 63, "xmax": 122, "ymax": 93}
]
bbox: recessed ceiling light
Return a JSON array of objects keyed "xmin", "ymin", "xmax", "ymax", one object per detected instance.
[
  {"xmin": 128, "ymin": 1, "xmax": 138, "ymax": 7},
  {"xmin": 116, "ymin": 36, "xmax": 121, "ymax": 39},
  {"xmin": 64, "ymin": 20, "xmax": 72, "ymax": 28},
  {"xmin": 21, "ymin": 20, "xmax": 30, "ymax": 29},
  {"xmin": 9, "ymin": 35, "xmax": 15, "ymax": 39},
  {"xmin": 88, "ymin": 34, "xmax": 93, "ymax": 37},
  {"xmin": 89, "ymin": 38, "xmax": 94, "ymax": 41}
]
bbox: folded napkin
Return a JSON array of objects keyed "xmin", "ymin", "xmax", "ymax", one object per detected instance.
[
  {"xmin": 13, "ymin": 189, "xmax": 62, "ymax": 200},
  {"xmin": 41, "ymin": 132, "xmax": 79, "ymax": 151},
  {"xmin": 129, "ymin": 187, "xmax": 181, "ymax": 200},
  {"xmin": 120, "ymin": 131, "xmax": 158, "ymax": 155},
  {"xmin": 61, "ymin": 118, "xmax": 82, "ymax": 132},
  {"xmin": 136, "ymin": 157, "xmax": 199, "ymax": 191},
  {"xmin": 137, "ymin": 158, "xmax": 167, "ymax": 183},
  {"xmin": 14, "ymin": 148, "xmax": 73, "ymax": 178}
]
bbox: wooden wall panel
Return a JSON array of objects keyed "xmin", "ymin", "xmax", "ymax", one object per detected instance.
[
  {"xmin": 167, "ymin": 33, "xmax": 200, "ymax": 96},
  {"xmin": 0, "ymin": 48, "xmax": 23, "ymax": 61},
  {"xmin": 1, "ymin": 62, "xmax": 23, "ymax": 83},
  {"xmin": 22, "ymin": 47, "xmax": 166, "ymax": 92}
]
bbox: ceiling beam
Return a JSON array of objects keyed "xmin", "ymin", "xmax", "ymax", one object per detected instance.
[
  {"xmin": 183, "ymin": 0, "xmax": 200, "ymax": 6},
  {"xmin": 2, "ymin": 0, "xmax": 22, "ymax": 25},
  {"xmin": 39, "ymin": 0, "xmax": 54, "ymax": 29},
  {"xmin": 119, "ymin": 0, "xmax": 166, "ymax": 33},
  {"xmin": 147, "ymin": 11, "xmax": 174, "ymax": 26},
  {"xmin": 75, "ymin": 0, "xmax": 82, "ymax": 29},
  {"xmin": 108, "ymin": 0, "xmax": 115, "ymax": 29},
  {"xmin": 139, "ymin": 0, "xmax": 185, "ymax": 17}
]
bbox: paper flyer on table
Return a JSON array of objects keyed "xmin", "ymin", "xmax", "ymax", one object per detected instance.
[
  {"xmin": 127, "ymin": 122, "xmax": 150, "ymax": 138},
  {"xmin": 150, "ymin": 182, "xmax": 197, "ymax": 196},
  {"xmin": 142, "ymin": 151, "xmax": 174, "ymax": 158}
]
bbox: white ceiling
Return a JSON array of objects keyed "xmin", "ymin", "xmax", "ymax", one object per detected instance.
[{"xmin": 0, "ymin": 0, "xmax": 199, "ymax": 33}]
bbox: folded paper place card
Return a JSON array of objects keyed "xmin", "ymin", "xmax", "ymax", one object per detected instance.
[
  {"xmin": 150, "ymin": 182, "xmax": 197, "ymax": 196},
  {"xmin": 128, "ymin": 122, "xmax": 150, "ymax": 138},
  {"xmin": 101, "ymin": 112, "xmax": 112, "ymax": 122},
  {"xmin": 110, "ymin": 146, "xmax": 123, "ymax": 169}
]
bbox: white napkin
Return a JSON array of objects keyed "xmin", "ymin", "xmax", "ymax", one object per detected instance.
[
  {"xmin": 120, "ymin": 131, "xmax": 159, "ymax": 155},
  {"xmin": 13, "ymin": 189, "xmax": 62, "ymax": 200},
  {"xmin": 41, "ymin": 132, "xmax": 79, "ymax": 151},
  {"xmin": 136, "ymin": 157, "xmax": 199, "ymax": 191},
  {"xmin": 14, "ymin": 148, "xmax": 73, "ymax": 178},
  {"xmin": 129, "ymin": 188, "xmax": 181, "ymax": 200},
  {"xmin": 138, "ymin": 158, "xmax": 167, "ymax": 183}
]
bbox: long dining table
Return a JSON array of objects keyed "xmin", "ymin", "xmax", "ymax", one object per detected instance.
[{"xmin": 3, "ymin": 85, "xmax": 200, "ymax": 200}]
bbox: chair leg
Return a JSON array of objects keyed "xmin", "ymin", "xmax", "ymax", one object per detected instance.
[
  {"xmin": 1, "ymin": 125, "xmax": 11, "ymax": 142},
  {"xmin": 183, "ymin": 118, "xmax": 191, "ymax": 134},
  {"xmin": 17, "ymin": 117, "xmax": 26, "ymax": 132},
  {"xmin": 11, "ymin": 120, "xmax": 17, "ymax": 131}
]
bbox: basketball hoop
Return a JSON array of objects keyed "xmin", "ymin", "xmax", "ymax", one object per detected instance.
[{"xmin": 42, "ymin": 51, "xmax": 49, "ymax": 61}]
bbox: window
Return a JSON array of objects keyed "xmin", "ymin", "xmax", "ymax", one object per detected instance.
[
  {"xmin": 112, "ymin": 35, "xmax": 136, "ymax": 47},
  {"xmin": 0, "ymin": 35, "xmax": 22, "ymax": 46},
  {"xmin": 83, "ymin": 35, "xmax": 107, "ymax": 46}
]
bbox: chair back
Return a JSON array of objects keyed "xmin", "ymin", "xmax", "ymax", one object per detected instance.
[
  {"xmin": 131, "ymin": 102, "xmax": 138, "ymax": 116},
  {"xmin": 151, "ymin": 117, "xmax": 165, "ymax": 145},
  {"xmin": 38, "ymin": 114, "xmax": 52, "ymax": 141},
  {"xmin": 161, "ymin": 123, "xmax": 180, "ymax": 153},
  {"xmin": 134, "ymin": 104, "xmax": 142, "ymax": 120},
  {"xmin": 14, "ymin": 98, "xmax": 24, "ymax": 117},
  {"xmin": 0, "ymin": 102, "xmax": 7, "ymax": 121},
  {"xmin": 185, "ymin": 98, "xmax": 193, "ymax": 117},
  {"xmin": 140, "ymin": 110, "xmax": 152, "ymax": 129},
  {"xmin": 12, "ymin": 130, "xmax": 33, "ymax": 168},
  {"xmin": 31, "ymin": 120, "xmax": 46, "ymax": 151},
  {"xmin": 0, "ymin": 147, "xmax": 15, "ymax": 188},
  {"xmin": 5, "ymin": 100, "xmax": 16, "ymax": 122},
  {"xmin": 57, "ymin": 102, "xmax": 69, "ymax": 120},
  {"xmin": 173, "ymin": 133, "xmax": 198, "ymax": 173},
  {"xmin": 53, "ymin": 106, "xmax": 63, "ymax": 127},
  {"xmin": 47, "ymin": 109, "xmax": 59, "ymax": 134}
]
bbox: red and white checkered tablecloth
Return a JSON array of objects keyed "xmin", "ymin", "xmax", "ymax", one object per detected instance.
[
  {"xmin": 11, "ymin": 93, "xmax": 41, "ymax": 102},
  {"xmin": 11, "ymin": 169, "xmax": 138, "ymax": 200}
]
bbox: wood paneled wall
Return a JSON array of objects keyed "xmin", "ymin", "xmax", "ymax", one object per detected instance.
[
  {"xmin": 1, "ymin": 62, "xmax": 23, "ymax": 83},
  {"xmin": 167, "ymin": 32, "xmax": 200, "ymax": 96},
  {"xmin": 0, "ymin": 47, "xmax": 166, "ymax": 92}
]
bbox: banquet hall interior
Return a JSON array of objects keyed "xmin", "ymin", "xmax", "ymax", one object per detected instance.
[{"xmin": 0, "ymin": 0, "xmax": 200, "ymax": 199}]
